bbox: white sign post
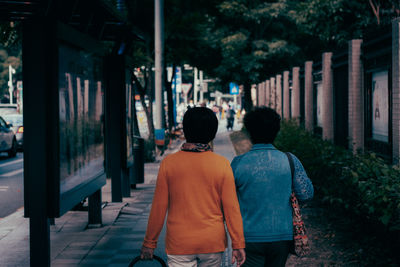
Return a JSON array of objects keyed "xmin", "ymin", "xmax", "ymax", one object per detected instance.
[
  {"xmin": 181, "ymin": 83, "xmax": 192, "ymax": 107},
  {"xmin": 8, "ymin": 65, "xmax": 16, "ymax": 104}
]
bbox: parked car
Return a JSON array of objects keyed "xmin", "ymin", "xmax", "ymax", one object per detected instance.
[
  {"xmin": 0, "ymin": 116, "xmax": 17, "ymax": 157},
  {"xmin": 2, "ymin": 114, "xmax": 23, "ymax": 151}
]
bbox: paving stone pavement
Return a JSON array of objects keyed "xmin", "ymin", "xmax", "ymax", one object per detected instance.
[{"xmin": 0, "ymin": 127, "xmax": 240, "ymax": 267}]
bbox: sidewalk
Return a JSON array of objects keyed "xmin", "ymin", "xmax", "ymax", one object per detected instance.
[{"xmin": 0, "ymin": 130, "xmax": 238, "ymax": 267}]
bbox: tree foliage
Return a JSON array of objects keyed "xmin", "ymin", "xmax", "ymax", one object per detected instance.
[{"xmin": 194, "ymin": 0, "xmax": 400, "ymax": 110}]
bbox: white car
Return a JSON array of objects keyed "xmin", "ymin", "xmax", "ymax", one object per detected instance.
[
  {"xmin": 0, "ymin": 104, "xmax": 18, "ymax": 116},
  {"xmin": 0, "ymin": 116, "xmax": 17, "ymax": 157}
]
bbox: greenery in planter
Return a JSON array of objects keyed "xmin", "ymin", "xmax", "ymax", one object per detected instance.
[{"xmin": 275, "ymin": 120, "xmax": 400, "ymax": 232}]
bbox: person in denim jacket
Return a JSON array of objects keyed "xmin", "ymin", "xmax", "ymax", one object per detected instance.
[{"xmin": 231, "ymin": 107, "xmax": 314, "ymax": 267}]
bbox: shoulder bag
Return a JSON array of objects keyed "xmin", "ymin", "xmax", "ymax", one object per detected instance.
[{"xmin": 285, "ymin": 152, "xmax": 310, "ymax": 257}]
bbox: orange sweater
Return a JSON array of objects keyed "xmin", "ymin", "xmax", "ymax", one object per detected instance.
[{"xmin": 143, "ymin": 150, "xmax": 245, "ymax": 255}]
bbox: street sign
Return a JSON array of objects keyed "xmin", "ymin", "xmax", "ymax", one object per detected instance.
[
  {"xmin": 229, "ymin": 82, "xmax": 239, "ymax": 95},
  {"xmin": 201, "ymin": 82, "xmax": 208, "ymax": 92},
  {"xmin": 17, "ymin": 81, "xmax": 23, "ymax": 90},
  {"xmin": 181, "ymin": 83, "xmax": 192, "ymax": 95},
  {"xmin": 174, "ymin": 67, "xmax": 182, "ymax": 93}
]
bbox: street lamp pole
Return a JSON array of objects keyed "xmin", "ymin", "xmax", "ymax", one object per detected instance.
[{"xmin": 155, "ymin": 0, "xmax": 165, "ymax": 145}]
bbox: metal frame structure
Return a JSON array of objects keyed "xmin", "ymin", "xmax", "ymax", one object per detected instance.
[
  {"xmin": 362, "ymin": 26, "xmax": 393, "ymax": 161},
  {"xmin": 332, "ymin": 47, "xmax": 349, "ymax": 148}
]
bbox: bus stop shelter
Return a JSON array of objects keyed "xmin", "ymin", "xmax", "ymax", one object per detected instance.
[{"xmin": 1, "ymin": 1, "xmax": 144, "ymax": 266}]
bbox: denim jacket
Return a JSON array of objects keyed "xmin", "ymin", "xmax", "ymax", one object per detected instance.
[{"xmin": 231, "ymin": 144, "xmax": 314, "ymax": 243}]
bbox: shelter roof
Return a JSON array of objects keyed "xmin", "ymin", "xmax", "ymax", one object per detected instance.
[{"xmin": 0, "ymin": 0, "xmax": 144, "ymax": 41}]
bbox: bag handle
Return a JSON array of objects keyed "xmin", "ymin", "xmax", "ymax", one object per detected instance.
[
  {"xmin": 128, "ymin": 255, "xmax": 167, "ymax": 267},
  {"xmin": 285, "ymin": 152, "xmax": 295, "ymax": 191}
]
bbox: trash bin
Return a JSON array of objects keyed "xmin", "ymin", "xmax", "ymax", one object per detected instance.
[{"xmin": 130, "ymin": 136, "xmax": 144, "ymax": 186}]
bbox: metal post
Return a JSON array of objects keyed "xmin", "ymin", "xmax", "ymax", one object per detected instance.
[
  {"xmin": 88, "ymin": 189, "xmax": 102, "ymax": 225},
  {"xmin": 122, "ymin": 168, "xmax": 130, "ymax": 197},
  {"xmin": 105, "ymin": 55, "xmax": 124, "ymax": 202},
  {"xmin": 23, "ymin": 18, "xmax": 54, "ymax": 267}
]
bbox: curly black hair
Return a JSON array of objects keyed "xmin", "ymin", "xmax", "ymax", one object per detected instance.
[{"xmin": 183, "ymin": 107, "xmax": 218, "ymax": 144}]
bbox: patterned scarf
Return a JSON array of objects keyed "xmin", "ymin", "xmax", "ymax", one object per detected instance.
[{"xmin": 181, "ymin": 142, "xmax": 213, "ymax": 152}]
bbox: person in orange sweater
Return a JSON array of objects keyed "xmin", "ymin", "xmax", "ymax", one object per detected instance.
[{"xmin": 141, "ymin": 107, "xmax": 246, "ymax": 267}]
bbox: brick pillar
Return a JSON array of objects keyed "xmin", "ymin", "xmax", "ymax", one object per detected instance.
[
  {"xmin": 276, "ymin": 74, "xmax": 282, "ymax": 116},
  {"xmin": 251, "ymin": 84, "xmax": 257, "ymax": 107},
  {"xmin": 283, "ymin": 71, "xmax": 290, "ymax": 119},
  {"xmin": 292, "ymin": 67, "xmax": 301, "ymax": 122},
  {"xmin": 392, "ymin": 19, "xmax": 400, "ymax": 164},
  {"xmin": 260, "ymin": 82, "xmax": 266, "ymax": 106},
  {"xmin": 270, "ymin": 77, "xmax": 276, "ymax": 109},
  {"xmin": 305, "ymin": 61, "xmax": 314, "ymax": 132},
  {"xmin": 348, "ymin": 40, "xmax": 364, "ymax": 154},
  {"xmin": 322, "ymin": 52, "xmax": 334, "ymax": 141},
  {"xmin": 266, "ymin": 80, "xmax": 270, "ymax": 107}
]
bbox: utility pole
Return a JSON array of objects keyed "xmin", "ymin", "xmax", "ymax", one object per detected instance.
[
  {"xmin": 155, "ymin": 0, "xmax": 164, "ymax": 145},
  {"xmin": 193, "ymin": 67, "xmax": 198, "ymax": 105}
]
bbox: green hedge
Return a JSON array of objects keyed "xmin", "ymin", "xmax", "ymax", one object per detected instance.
[{"xmin": 275, "ymin": 120, "xmax": 400, "ymax": 231}]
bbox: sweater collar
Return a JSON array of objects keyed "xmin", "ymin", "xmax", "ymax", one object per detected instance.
[{"xmin": 250, "ymin": 143, "xmax": 276, "ymax": 151}]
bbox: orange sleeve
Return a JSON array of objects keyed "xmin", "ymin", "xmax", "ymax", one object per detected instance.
[
  {"xmin": 143, "ymin": 161, "xmax": 168, "ymax": 249},
  {"xmin": 221, "ymin": 163, "xmax": 245, "ymax": 249}
]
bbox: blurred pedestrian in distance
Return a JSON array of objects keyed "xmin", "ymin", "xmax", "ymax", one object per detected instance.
[
  {"xmin": 141, "ymin": 107, "xmax": 246, "ymax": 267},
  {"xmin": 212, "ymin": 105, "xmax": 219, "ymax": 118},
  {"xmin": 226, "ymin": 105, "xmax": 236, "ymax": 131},
  {"xmin": 231, "ymin": 107, "xmax": 314, "ymax": 267}
]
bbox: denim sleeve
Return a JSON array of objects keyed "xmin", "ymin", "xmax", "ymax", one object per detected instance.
[
  {"xmin": 230, "ymin": 156, "xmax": 242, "ymax": 187},
  {"xmin": 290, "ymin": 153, "xmax": 314, "ymax": 201}
]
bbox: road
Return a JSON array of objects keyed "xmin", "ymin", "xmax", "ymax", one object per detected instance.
[{"xmin": 0, "ymin": 153, "xmax": 23, "ymax": 218}]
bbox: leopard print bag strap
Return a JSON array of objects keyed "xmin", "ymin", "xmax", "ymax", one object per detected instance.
[{"xmin": 285, "ymin": 152, "xmax": 310, "ymax": 257}]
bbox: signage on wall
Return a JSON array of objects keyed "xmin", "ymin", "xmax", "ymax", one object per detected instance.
[
  {"xmin": 316, "ymin": 82, "xmax": 323, "ymax": 127},
  {"xmin": 372, "ymin": 71, "xmax": 389, "ymax": 142}
]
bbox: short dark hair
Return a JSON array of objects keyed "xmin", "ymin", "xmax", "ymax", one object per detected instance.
[
  {"xmin": 183, "ymin": 107, "xmax": 218, "ymax": 144},
  {"xmin": 244, "ymin": 107, "xmax": 281, "ymax": 144}
]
